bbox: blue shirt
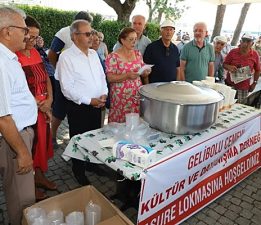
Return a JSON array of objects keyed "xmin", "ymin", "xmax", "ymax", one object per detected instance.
[{"xmin": 143, "ymin": 39, "xmax": 180, "ymax": 83}]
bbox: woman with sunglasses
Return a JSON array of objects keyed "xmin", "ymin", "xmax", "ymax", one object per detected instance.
[{"xmin": 16, "ymin": 15, "xmax": 56, "ymax": 201}]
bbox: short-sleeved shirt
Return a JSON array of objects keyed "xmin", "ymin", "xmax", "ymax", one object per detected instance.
[
  {"xmin": 180, "ymin": 40, "xmax": 215, "ymax": 83},
  {"xmin": 143, "ymin": 39, "xmax": 180, "ymax": 83},
  {"xmin": 113, "ymin": 34, "xmax": 151, "ymax": 55},
  {"xmin": 50, "ymin": 26, "xmax": 72, "ymax": 54},
  {"xmin": 224, "ymin": 47, "xmax": 260, "ymax": 90},
  {"xmin": 0, "ymin": 43, "xmax": 37, "ymax": 133}
]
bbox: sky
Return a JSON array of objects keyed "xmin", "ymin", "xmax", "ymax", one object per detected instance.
[{"xmin": 38, "ymin": 0, "xmax": 261, "ymax": 34}]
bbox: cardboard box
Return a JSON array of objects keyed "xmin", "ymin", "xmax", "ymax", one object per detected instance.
[{"xmin": 22, "ymin": 185, "xmax": 134, "ymax": 225}]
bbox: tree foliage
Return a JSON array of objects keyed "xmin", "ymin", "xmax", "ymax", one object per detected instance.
[{"xmin": 146, "ymin": 0, "xmax": 188, "ymax": 23}]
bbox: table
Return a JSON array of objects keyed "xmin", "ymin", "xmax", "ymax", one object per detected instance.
[{"xmin": 62, "ymin": 104, "xmax": 261, "ymax": 224}]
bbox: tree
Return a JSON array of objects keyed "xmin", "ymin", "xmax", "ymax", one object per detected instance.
[
  {"xmin": 146, "ymin": 0, "xmax": 188, "ymax": 23},
  {"xmin": 102, "ymin": 0, "xmax": 138, "ymax": 22},
  {"xmin": 231, "ymin": 3, "xmax": 251, "ymax": 46},
  {"xmin": 210, "ymin": 4, "xmax": 226, "ymax": 42}
]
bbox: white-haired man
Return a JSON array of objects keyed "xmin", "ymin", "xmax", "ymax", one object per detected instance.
[
  {"xmin": 56, "ymin": 20, "xmax": 108, "ymax": 185},
  {"xmin": 0, "ymin": 6, "xmax": 37, "ymax": 224},
  {"xmin": 180, "ymin": 22, "xmax": 215, "ymax": 83},
  {"xmin": 113, "ymin": 15, "xmax": 151, "ymax": 55}
]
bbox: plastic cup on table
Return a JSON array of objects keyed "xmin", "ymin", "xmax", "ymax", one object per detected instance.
[{"xmin": 125, "ymin": 113, "xmax": 140, "ymax": 130}]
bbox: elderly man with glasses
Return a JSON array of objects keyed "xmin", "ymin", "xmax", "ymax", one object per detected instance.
[
  {"xmin": 143, "ymin": 20, "xmax": 181, "ymax": 83},
  {"xmin": 224, "ymin": 33, "xmax": 260, "ymax": 103},
  {"xmin": 0, "ymin": 6, "xmax": 37, "ymax": 224},
  {"xmin": 55, "ymin": 20, "xmax": 108, "ymax": 186}
]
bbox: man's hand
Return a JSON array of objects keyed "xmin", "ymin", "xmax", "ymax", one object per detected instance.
[
  {"xmin": 226, "ymin": 65, "xmax": 237, "ymax": 73},
  {"xmin": 249, "ymin": 82, "xmax": 257, "ymax": 92},
  {"xmin": 16, "ymin": 150, "xmax": 33, "ymax": 175},
  {"xmin": 90, "ymin": 96, "xmax": 107, "ymax": 108}
]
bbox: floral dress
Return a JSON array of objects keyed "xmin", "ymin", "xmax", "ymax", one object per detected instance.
[{"xmin": 105, "ymin": 50, "xmax": 144, "ymax": 123}]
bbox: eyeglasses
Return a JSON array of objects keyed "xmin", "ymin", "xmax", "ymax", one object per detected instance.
[
  {"xmin": 28, "ymin": 35, "xmax": 39, "ymax": 42},
  {"xmin": 166, "ymin": 47, "xmax": 170, "ymax": 56},
  {"xmin": 8, "ymin": 25, "xmax": 29, "ymax": 35},
  {"xmin": 75, "ymin": 31, "xmax": 93, "ymax": 37}
]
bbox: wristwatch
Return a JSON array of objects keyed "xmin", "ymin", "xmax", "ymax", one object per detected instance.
[{"xmin": 253, "ymin": 80, "xmax": 258, "ymax": 83}]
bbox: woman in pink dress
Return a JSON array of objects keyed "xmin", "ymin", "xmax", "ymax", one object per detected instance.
[
  {"xmin": 16, "ymin": 16, "xmax": 55, "ymax": 201},
  {"xmin": 105, "ymin": 27, "xmax": 151, "ymax": 123}
]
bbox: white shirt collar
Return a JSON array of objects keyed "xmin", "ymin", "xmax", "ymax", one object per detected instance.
[{"xmin": 0, "ymin": 43, "xmax": 18, "ymax": 60}]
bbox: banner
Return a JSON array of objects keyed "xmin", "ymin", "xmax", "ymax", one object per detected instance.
[{"xmin": 138, "ymin": 115, "xmax": 261, "ymax": 225}]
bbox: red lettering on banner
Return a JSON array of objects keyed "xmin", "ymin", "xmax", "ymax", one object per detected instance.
[
  {"xmin": 188, "ymin": 140, "xmax": 223, "ymax": 170},
  {"xmin": 224, "ymin": 129, "xmax": 245, "ymax": 149},
  {"xmin": 188, "ymin": 171, "xmax": 199, "ymax": 184},
  {"xmin": 144, "ymin": 204, "xmax": 177, "ymax": 225},
  {"xmin": 240, "ymin": 131, "xmax": 260, "ymax": 153},
  {"xmin": 141, "ymin": 179, "xmax": 186, "ymax": 215},
  {"xmin": 138, "ymin": 149, "xmax": 260, "ymax": 225}
]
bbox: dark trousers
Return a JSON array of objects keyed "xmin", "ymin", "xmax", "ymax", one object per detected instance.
[{"xmin": 66, "ymin": 100, "xmax": 101, "ymax": 181}]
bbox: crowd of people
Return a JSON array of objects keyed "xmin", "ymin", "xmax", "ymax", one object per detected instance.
[{"xmin": 0, "ymin": 5, "xmax": 260, "ymax": 224}]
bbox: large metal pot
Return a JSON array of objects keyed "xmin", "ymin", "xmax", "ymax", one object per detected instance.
[{"xmin": 139, "ymin": 81, "xmax": 223, "ymax": 134}]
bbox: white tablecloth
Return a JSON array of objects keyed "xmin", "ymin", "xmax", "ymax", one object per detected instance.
[{"xmin": 62, "ymin": 104, "xmax": 260, "ymax": 180}]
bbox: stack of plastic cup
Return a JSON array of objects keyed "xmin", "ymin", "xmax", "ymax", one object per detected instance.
[
  {"xmin": 26, "ymin": 207, "xmax": 47, "ymax": 225},
  {"xmin": 47, "ymin": 209, "xmax": 64, "ymax": 225},
  {"xmin": 65, "ymin": 211, "xmax": 84, "ymax": 225},
  {"xmin": 85, "ymin": 203, "xmax": 101, "ymax": 225}
]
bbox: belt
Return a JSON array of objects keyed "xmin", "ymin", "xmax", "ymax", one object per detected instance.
[{"xmin": 23, "ymin": 126, "xmax": 32, "ymax": 130}]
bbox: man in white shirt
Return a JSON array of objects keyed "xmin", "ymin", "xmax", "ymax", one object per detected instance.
[
  {"xmin": 48, "ymin": 11, "xmax": 93, "ymax": 147},
  {"xmin": 0, "ymin": 6, "xmax": 37, "ymax": 224},
  {"xmin": 56, "ymin": 20, "xmax": 108, "ymax": 185}
]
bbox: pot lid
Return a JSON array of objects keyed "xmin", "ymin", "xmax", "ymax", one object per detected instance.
[{"xmin": 139, "ymin": 81, "xmax": 223, "ymax": 104}]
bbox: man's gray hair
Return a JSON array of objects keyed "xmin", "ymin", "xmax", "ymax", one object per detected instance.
[
  {"xmin": 70, "ymin": 19, "xmax": 90, "ymax": 39},
  {"xmin": 0, "ymin": 6, "xmax": 26, "ymax": 30}
]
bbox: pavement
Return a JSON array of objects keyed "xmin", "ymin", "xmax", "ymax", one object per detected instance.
[{"xmin": 0, "ymin": 119, "xmax": 260, "ymax": 225}]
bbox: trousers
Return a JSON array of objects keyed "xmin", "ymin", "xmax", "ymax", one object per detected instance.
[{"xmin": 0, "ymin": 127, "xmax": 35, "ymax": 225}]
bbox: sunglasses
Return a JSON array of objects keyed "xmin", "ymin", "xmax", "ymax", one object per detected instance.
[
  {"xmin": 75, "ymin": 31, "xmax": 93, "ymax": 37},
  {"xmin": 8, "ymin": 25, "xmax": 29, "ymax": 35}
]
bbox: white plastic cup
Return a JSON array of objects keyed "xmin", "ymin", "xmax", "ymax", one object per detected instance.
[
  {"xmin": 85, "ymin": 203, "xmax": 101, "ymax": 225},
  {"xmin": 65, "ymin": 211, "xmax": 84, "ymax": 225},
  {"xmin": 32, "ymin": 217, "xmax": 50, "ymax": 225},
  {"xmin": 47, "ymin": 209, "xmax": 64, "ymax": 225},
  {"xmin": 125, "ymin": 113, "xmax": 139, "ymax": 130},
  {"xmin": 26, "ymin": 207, "xmax": 47, "ymax": 225}
]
